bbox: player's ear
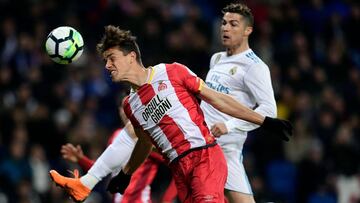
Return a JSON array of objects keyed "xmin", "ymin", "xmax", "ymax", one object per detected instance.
[
  {"xmin": 129, "ymin": 51, "xmax": 136, "ymax": 64},
  {"xmin": 245, "ymin": 26, "xmax": 253, "ymax": 36}
]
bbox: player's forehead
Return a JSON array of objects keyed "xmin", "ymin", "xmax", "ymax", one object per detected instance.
[
  {"xmin": 222, "ymin": 12, "xmax": 243, "ymax": 22},
  {"xmin": 103, "ymin": 47, "xmax": 123, "ymax": 59}
]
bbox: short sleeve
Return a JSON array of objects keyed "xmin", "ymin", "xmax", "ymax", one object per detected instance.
[{"xmin": 174, "ymin": 63, "xmax": 204, "ymax": 94}]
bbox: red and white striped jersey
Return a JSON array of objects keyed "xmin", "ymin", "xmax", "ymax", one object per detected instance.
[{"xmin": 123, "ymin": 63, "xmax": 215, "ymax": 162}]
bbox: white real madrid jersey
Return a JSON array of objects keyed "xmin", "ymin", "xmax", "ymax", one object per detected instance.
[{"xmin": 200, "ymin": 49, "xmax": 277, "ymax": 149}]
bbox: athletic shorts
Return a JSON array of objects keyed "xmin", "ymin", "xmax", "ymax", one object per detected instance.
[
  {"xmin": 169, "ymin": 144, "xmax": 227, "ymax": 203},
  {"xmin": 222, "ymin": 147, "xmax": 253, "ymax": 195}
]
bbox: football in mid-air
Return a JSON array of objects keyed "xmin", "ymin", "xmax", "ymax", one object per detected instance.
[{"xmin": 45, "ymin": 26, "xmax": 84, "ymax": 64}]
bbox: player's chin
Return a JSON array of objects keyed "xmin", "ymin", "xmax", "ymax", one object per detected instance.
[
  {"xmin": 221, "ymin": 40, "xmax": 231, "ymax": 46},
  {"xmin": 109, "ymin": 73, "xmax": 119, "ymax": 81},
  {"xmin": 110, "ymin": 75, "xmax": 120, "ymax": 82},
  {"xmin": 112, "ymin": 78, "xmax": 121, "ymax": 83}
]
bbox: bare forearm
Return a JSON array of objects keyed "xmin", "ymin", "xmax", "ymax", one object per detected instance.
[
  {"xmin": 215, "ymin": 94, "xmax": 264, "ymax": 124},
  {"xmin": 200, "ymin": 86, "xmax": 264, "ymax": 125},
  {"xmin": 123, "ymin": 139, "xmax": 152, "ymax": 174}
]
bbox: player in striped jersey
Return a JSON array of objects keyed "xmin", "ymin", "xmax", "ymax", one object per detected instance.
[
  {"xmin": 200, "ymin": 3, "xmax": 283, "ymax": 203},
  {"xmin": 59, "ymin": 97, "xmax": 165, "ymax": 203},
  {"xmin": 49, "ymin": 25, "xmax": 292, "ymax": 203}
]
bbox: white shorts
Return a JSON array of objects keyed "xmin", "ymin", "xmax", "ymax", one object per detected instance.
[
  {"xmin": 222, "ymin": 147, "xmax": 253, "ymax": 195},
  {"xmin": 217, "ymin": 133, "xmax": 253, "ymax": 194}
]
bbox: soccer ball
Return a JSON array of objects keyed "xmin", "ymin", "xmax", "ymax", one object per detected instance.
[{"xmin": 45, "ymin": 26, "xmax": 84, "ymax": 64}]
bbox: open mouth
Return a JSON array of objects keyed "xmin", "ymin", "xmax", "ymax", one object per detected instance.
[
  {"xmin": 222, "ymin": 35, "xmax": 230, "ymax": 40},
  {"xmin": 108, "ymin": 70, "xmax": 116, "ymax": 76}
]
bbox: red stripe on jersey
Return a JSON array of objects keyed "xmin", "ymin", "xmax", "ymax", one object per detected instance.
[
  {"xmin": 159, "ymin": 114, "xmax": 191, "ymax": 155},
  {"xmin": 166, "ymin": 64, "xmax": 215, "ymax": 145},
  {"xmin": 137, "ymin": 84, "xmax": 155, "ymax": 104},
  {"xmin": 136, "ymin": 81, "xmax": 192, "ymax": 157},
  {"xmin": 124, "ymin": 92, "xmax": 160, "ymax": 151},
  {"xmin": 124, "ymin": 96, "xmax": 141, "ymax": 128}
]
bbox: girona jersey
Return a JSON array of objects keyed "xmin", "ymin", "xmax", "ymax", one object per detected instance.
[{"xmin": 123, "ymin": 62, "xmax": 215, "ymax": 162}]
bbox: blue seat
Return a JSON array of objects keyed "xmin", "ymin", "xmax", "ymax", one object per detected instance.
[{"xmin": 266, "ymin": 159, "xmax": 297, "ymax": 202}]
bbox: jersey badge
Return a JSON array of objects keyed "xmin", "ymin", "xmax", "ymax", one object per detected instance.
[
  {"xmin": 158, "ymin": 81, "xmax": 168, "ymax": 91},
  {"xmin": 229, "ymin": 66, "xmax": 237, "ymax": 75}
]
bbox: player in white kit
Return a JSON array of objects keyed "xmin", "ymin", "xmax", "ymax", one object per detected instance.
[{"xmin": 200, "ymin": 3, "xmax": 288, "ymax": 203}]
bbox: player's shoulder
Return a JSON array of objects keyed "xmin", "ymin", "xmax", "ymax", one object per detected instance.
[
  {"xmin": 147, "ymin": 63, "xmax": 168, "ymax": 79},
  {"xmin": 152, "ymin": 62, "xmax": 186, "ymax": 72},
  {"xmin": 210, "ymin": 51, "xmax": 226, "ymax": 66},
  {"xmin": 151, "ymin": 62, "xmax": 194, "ymax": 81},
  {"xmin": 164, "ymin": 62, "xmax": 188, "ymax": 69},
  {"xmin": 211, "ymin": 51, "xmax": 226, "ymax": 59},
  {"xmin": 243, "ymin": 50, "xmax": 263, "ymax": 64},
  {"xmin": 163, "ymin": 62, "xmax": 193, "ymax": 74},
  {"xmin": 242, "ymin": 50, "xmax": 269, "ymax": 70}
]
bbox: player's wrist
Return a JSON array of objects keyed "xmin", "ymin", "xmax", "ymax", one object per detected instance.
[
  {"xmin": 77, "ymin": 154, "xmax": 84, "ymax": 160},
  {"xmin": 260, "ymin": 117, "xmax": 293, "ymax": 141},
  {"xmin": 261, "ymin": 116, "xmax": 273, "ymax": 129}
]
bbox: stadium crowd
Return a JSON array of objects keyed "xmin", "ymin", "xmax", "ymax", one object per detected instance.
[{"xmin": 0, "ymin": 0, "xmax": 359, "ymax": 202}]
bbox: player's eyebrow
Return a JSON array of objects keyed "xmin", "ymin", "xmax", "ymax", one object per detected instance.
[
  {"xmin": 104, "ymin": 53, "xmax": 113, "ymax": 59},
  {"xmin": 224, "ymin": 19, "xmax": 240, "ymax": 24}
]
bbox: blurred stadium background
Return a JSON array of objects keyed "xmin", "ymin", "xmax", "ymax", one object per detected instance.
[{"xmin": 0, "ymin": 0, "xmax": 359, "ymax": 202}]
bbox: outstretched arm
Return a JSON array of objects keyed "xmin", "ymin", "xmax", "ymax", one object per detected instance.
[
  {"xmin": 61, "ymin": 144, "xmax": 95, "ymax": 172},
  {"xmin": 199, "ymin": 85, "xmax": 264, "ymax": 125},
  {"xmin": 222, "ymin": 62, "xmax": 277, "ymax": 133},
  {"xmin": 198, "ymin": 85, "xmax": 292, "ymax": 141}
]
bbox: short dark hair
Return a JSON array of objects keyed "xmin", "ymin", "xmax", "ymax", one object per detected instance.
[
  {"xmin": 96, "ymin": 25, "xmax": 142, "ymax": 64},
  {"xmin": 222, "ymin": 3, "xmax": 254, "ymax": 26}
]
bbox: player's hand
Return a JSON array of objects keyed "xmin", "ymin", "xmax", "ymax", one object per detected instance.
[
  {"xmin": 210, "ymin": 123, "xmax": 228, "ymax": 137},
  {"xmin": 61, "ymin": 143, "xmax": 84, "ymax": 163},
  {"xmin": 260, "ymin": 117, "xmax": 293, "ymax": 141},
  {"xmin": 107, "ymin": 170, "xmax": 132, "ymax": 194}
]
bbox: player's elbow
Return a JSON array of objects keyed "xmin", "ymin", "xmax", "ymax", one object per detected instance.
[
  {"xmin": 268, "ymin": 107, "xmax": 277, "ymax": 118},
  {"xmin": 271, "ymin": 110, "xmax": 277, "ymax": 118},
  {"xmin": 259, "ymin": 104, "xmax": 277, "ymax": 118}
]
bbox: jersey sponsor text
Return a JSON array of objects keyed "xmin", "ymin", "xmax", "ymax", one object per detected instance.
[{"xmin": 141, "ymin": 95, "xmax": 172, "ymax": 124}]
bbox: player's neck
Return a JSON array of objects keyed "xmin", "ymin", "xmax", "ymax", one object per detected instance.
[
  {"xmin": 127, "ymin": 65, "xmax": 150, "ymax": 89},
  {"xmin": 226, "ymin": 42, "xmax": 249, "ymax": 56}
]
